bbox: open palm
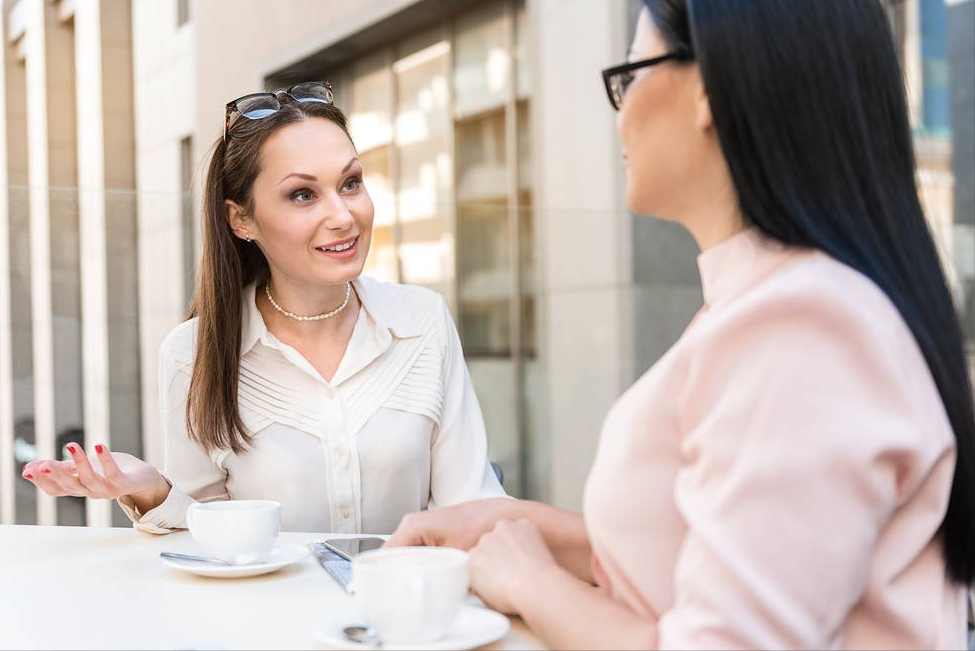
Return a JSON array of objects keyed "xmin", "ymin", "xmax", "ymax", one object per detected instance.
[{"xmin": 22, "ymin": 445, "xmax": 164, "ymax": 501}]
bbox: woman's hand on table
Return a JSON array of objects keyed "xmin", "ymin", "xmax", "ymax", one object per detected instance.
[
  {"xmin": 468, "ymin": 517, "xmax": 559, "ymax": 614},
  {"xmin": 386, "ymin": 497, "xmax": 523, "ymax": 550},
  {"xmin": 21, "ymin": 444, "xmax": 171, "ymax": 511}
]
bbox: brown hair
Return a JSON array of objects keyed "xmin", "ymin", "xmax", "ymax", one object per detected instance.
[{"xmin": 186, "ymin": 96, "xmax": 352, "ymax": 453}]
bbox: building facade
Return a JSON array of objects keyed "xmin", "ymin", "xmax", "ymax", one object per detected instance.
[{"xmin": 0, "ymin": 0, "xmax": 972, "ymax": 527}]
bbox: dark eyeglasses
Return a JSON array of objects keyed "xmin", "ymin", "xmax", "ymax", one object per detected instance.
[
  {"xmin": 224, "ymin": 81, "xmax": 334, "ymax": 143},
  {"xmin": 601, "ymin": 52, "xmax": 694, "ymax": 111}
]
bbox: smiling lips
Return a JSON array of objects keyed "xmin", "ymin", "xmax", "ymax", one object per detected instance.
[{"xmin": 316, "ymin": 235, "xmax": 358, "ymax": 258}]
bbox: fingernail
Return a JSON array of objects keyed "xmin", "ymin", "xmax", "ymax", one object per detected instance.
[
  {"xmin": 66, "ymin": 443, "xmax": 76, "ymax": 454},
  {"xmin": 41, "ymin": 468, "xmax": 51, "ymax": 474},
  {"xmin": 22, "ymin": 473, "xmax": 33, "ymax": 480},
  {"xmin": 95, "ymin": 444, "xmax": 105, "ymax": 454}
]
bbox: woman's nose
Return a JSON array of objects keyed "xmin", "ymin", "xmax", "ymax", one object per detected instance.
[{"xmin": 323, "ymin": 195, "xmax": 355, "ymax": 229}]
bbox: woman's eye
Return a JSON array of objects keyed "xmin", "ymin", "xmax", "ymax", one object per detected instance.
[
  {"xmin": 620, "ymin": 71, "xmax": 635, "ymax": 93},
  {"xmin": 342, "ymin": 176, "xmax": 362, "ymax": 192},
  {"xmin": 291, "ymin": 189, "xmax": 315, "ymax": 203}
]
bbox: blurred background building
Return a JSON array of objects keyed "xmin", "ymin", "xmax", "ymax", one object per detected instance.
[{"xmin": 0, "ymin": 0, "xmax": 971, "ymax": 528}]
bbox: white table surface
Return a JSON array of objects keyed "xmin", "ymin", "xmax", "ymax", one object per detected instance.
[{"xmin": 0, "ymin": 524, "xmax": 545, "ymax": 650}]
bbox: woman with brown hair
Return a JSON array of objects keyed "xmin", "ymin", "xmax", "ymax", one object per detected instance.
[{"xmin": 22, "ymin": 82, "xmax": 504, "ymax": 534}]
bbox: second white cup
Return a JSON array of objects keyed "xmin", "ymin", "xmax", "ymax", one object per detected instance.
[
  {"xmin": 352, "ymin": 546, "xmax": 469, "ymax": 644},
  {"xmin": 185, "ymin": 499, "xmax": 280, "ymax": 565}
]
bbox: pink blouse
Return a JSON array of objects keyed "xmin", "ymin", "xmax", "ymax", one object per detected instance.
[{"xmin": 583, "ymin": 228, "xmax": 967, "ymax": 649}]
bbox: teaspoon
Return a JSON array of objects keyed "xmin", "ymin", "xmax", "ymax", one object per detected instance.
[
  {"xmin": 159, "ymin": 551, "xmax": 231, "ymax": 566},
  {"xmin": 342, "ymin": 624, "xmax": 383, "ymax": 648}
]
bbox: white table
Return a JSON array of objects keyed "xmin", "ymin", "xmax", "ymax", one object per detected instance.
[{"xmin": 0, "ymin": 524, "xmax": 545, "ymax": 650}]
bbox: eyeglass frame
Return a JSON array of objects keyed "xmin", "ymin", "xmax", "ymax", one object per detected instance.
[
  {"xmin": 223, "ymin": 81, "xmax": 334, "ymax": 143},
  {"xmin": 601, "ymin": 51, "xmax": 694, "ymax": 111}
]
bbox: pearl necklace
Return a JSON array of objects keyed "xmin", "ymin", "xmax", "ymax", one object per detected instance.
[{"xmin": 265, "ymin": 281, "xmax": 351, "ymax": 321}]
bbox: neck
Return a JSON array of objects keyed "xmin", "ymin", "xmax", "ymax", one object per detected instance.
[
  {"xmin": 685, "ymin": 206, "xmax": 747, "ymax": 251},
  {"xmin": 678, "ymin": 149, "xmax": 746, "ymax": 251},
  {"xmin": 259, "ymin": 280, "xmax": 358, "ymax": 335}
]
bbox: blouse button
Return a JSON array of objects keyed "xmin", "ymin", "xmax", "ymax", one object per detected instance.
[{"xmin": 343, "ymin": 510, "xmax": 350, "ymax": 518}]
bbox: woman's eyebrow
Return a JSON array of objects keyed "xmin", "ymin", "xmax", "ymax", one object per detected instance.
[
  {"xmin": 277, "ymin": 172, "xmax": 317, "ymax": 187},
  {"xmin": 276, "ymin": 158, "xmax": 359, "ymax": 187}
]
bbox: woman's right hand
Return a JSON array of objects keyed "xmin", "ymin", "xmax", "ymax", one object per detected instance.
[
  {"xmin": 21, "ymin": 444, "xmax": 172, "ymax": 512},
  {"xmin": 386, "ymin": 497, "xmax": 524, "ymax": 550},
  {"xmin": 388, "ymin": 497, "xmax": 595, "ymax": 584}
]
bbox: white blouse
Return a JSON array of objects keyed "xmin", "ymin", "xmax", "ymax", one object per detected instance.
[{"xmin": 120, "ymin": 276, "xmax": 506, "ymax": 534}]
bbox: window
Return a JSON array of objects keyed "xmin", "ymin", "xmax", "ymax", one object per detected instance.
[
  {"xmin": 453, "ymin": 0, "xmax": 532, "ymax": 356},
  {"xmin": 883, "ymin": 0, "xmax": 975, "ymax": 367},
  {"xmin": 177, "ymin": 0, "xmax": 190, "ymax": 28},
  {"xmin": 316, "ymin": 0, "xmax": 535, "ymax": 494},
  {"xmin": 180, "ymin": 136, "xmax": 195, "ymax": 307}
]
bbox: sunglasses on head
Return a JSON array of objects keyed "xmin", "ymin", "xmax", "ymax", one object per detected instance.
[{"xmin": 223, "ymin": 81, "xmax": 334, "ymax": 143}]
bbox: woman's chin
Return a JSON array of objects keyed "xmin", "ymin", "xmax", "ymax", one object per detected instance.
[{"xmin": 624, "ymin": 191, "xmax": 658, "ymax": 219}]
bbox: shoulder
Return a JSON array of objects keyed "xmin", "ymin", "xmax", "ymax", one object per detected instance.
[
  {"xmin": 358, "ymin": 275, "xmax": 445, "ymax": 310},
  {"xmin": 706, "ymin": 251, "xmax": 911, "ymax": 352},
  {"xmin": 159, "ymin": 317, "xmax": 198, "ymax": 366},
  {"xmin": 676, "ymin": 251, "xmax": 954, "ymax": 500},
  {"xmin": 357, "ymin": 275, "xmax": 451, "ymax": 335},
  {"xmin": 685, "ymin": 250, "xmax": 946, "ymax": 434}
]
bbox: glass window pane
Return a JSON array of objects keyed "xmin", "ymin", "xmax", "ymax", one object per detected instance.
[
  {"xmin": 180, "ymin": 136, "xmax": 194, "ymax": 309},
  {"xmin": 458, "ymin": 196, "xmax": 510, "ymax": 355},
  {"xmin": 360, "ymin": 145, "xmax": 399, "ymax": 283},
  {"xmin": 326, "ymin": 71, "xmax": 350, "ymax": 116},
  {"xmin": 515, "ymin": 0, "xmax": 530, "ymax": 98},
  {"xmin": 456, "ymin": 109, "xmax": 506, "ymax": 202},
  {"xmin": 394, "ymin": 29, "xmax": 454, "ymax": 298},
  {"xmin": 454, "ymin": 2, "xmax": 509, "ymax": 118},
  {"xmin": 9, "ymin": 185, "xmax": 36, "ymax": 524},
  {"xmin": 456, "ymin": 110, "xmax": 510, "ymax": 355},
  {"xmin": 349, "ymin": 51, "xmax": 393, "ymax": 152},
  {"xmin": 517, "ymin": 101, "xmax": 535, "ymax": 356}
]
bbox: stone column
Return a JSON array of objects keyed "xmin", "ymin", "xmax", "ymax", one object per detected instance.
[
  {"xmin": 0, "ymin": 2, "xmax": 15, "ymax": 524},
  {"xmin": 72, "ymin": 0, "xmax": 140, "ymax": 527},
  {"xmin": 21, "ymin": 0, "xmax": 80, "ymax": 525},
  {"xmin": 132, "ymin": 0, "xmax": 195, "ymax": 468},
  {"xmin": 530, "ymin": 0, "xmax": 631, "ymax": 509}
]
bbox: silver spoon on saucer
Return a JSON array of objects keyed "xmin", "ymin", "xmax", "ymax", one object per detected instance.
[
  {"xmin": 343, "ymin": 625, "xmax": 383, "ymax": 648},
  {"xmin": 159, "ymin": 551, "xmax": 231, "ymax": 566}
]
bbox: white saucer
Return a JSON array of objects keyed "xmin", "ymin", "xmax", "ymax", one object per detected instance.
[
  {"xmin": 314, "ymin": 605, "xmax": 510, "ymax": 650},
  {"xmin": 161, "ymin": 543, "xmax": 309, "ymax": 578}
]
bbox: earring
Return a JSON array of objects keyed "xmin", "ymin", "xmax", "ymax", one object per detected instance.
[{"xmin": 245, "ymin": 235, "xmax": 252, "ymax": 242}]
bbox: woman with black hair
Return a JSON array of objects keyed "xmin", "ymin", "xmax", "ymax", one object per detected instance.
[{"xmin": 386, "ymin": 0, "xmax": 975, "ymax": 647}]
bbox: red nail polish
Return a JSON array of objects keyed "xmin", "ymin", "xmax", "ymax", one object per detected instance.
[
  {"xmin": 41, "ymin": 468, "xmax": 51, "ymax": 474},
  {"xmin": 66, "ymin": 443, "xmax": 76, "ymax": 454},
  {"xmin": 23, "ymin": 473, "xmax": 33, "ymax": 480},
  {"xmin": 95, "ymin": 444, "xmax": 105, "ymax": 454}
]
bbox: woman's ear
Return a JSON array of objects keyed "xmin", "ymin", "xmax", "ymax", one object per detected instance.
[
  {"xmin": 225, "ymin": 200, "xmax": 252, "ymax": 241},
  {"xmin": 691, "ymin": 68, "xmax": 713, "ymax": 131}
]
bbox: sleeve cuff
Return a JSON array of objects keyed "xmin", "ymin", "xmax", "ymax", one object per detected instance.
[{"xmin": 116, "ymin": 476, "xmax": 196, "ymax": 534}]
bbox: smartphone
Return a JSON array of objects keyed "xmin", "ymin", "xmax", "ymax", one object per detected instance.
[
  {"xmin": 307, "ymin": 536, "xmax": 387, "ymax": 592},
  {"xmin": 321, "ymin": 536, "xmax": 386, "ymax": 561}
]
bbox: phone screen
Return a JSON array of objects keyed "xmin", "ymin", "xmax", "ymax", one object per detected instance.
[{"xmin": 322, "ymin": 536, "xmax": 386, "ymax": 560}]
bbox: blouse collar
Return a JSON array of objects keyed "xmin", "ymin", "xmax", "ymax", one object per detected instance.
[
  {"xmin": 696, "ymin": 227, "xmax": 796, "ymax": 306},
  {"xmin": 239, "ymin": 276, "xmax": 424, "ymax": 355}
]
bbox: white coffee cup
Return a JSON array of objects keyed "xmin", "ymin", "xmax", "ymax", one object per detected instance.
[
  {"xmin": 185, "ymin": 500, "xmax": 280, "ymax": 565},
  {"xmin": 352, "ymin": 546, "xmax": 469, "ymax": 644}
]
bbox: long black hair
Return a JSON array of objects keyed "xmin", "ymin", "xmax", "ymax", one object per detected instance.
[{"xmin": 644, "ymin": 0, "xmax": 975, "ymax": 584}]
